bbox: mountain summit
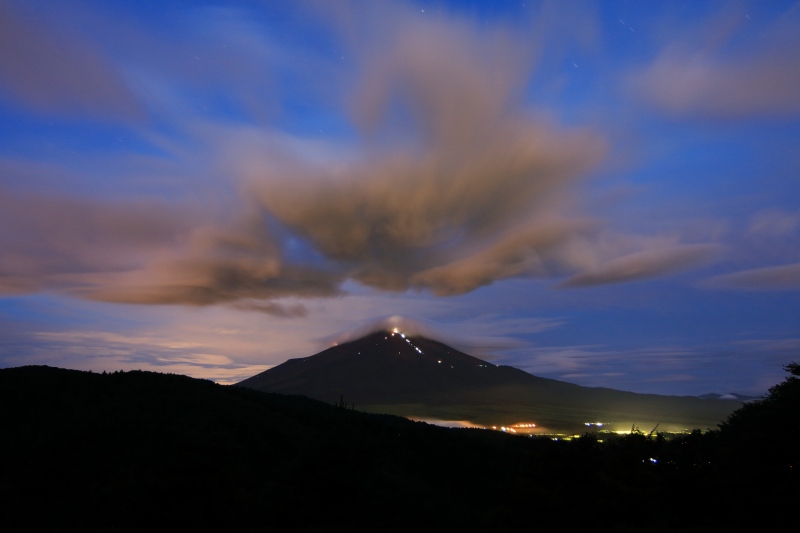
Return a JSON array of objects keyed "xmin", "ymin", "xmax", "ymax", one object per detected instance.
[
  {"xmin": 238, "ymin": 329, "xmax": 741, "ymax": 433},
  {"xmin": 239, "ymin": 329, "xmax": 537, "ymax": 401}
]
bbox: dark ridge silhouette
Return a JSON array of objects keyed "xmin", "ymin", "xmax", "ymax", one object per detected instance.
[
  {"xmin": 238, "ymin": 330, "xmax": 741, "ymax": 432},
  {"xmin": 1, "ymin": 364, "xmax": 797, "ymax": 531},
  {"xmin": 0, "ymin": 365, "xmax": 531, "ymax": 531}
]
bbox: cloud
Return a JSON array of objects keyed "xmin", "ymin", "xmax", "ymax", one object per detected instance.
[
  {"xmin": 630, "ymin": 4, "xmax": 800, "ymax": 119},
  {"xmin": 0, "ymin": 187, "xmax": 189, "ymax": 294},
  {"xmin": 0, "ymin": 1, "xmax": 142, "ymax": 120},
  {"xmin": 25, "ymin": 330, "xmax": 270, "ymax": 384},
  {"xmin": 0, "ymin": 1, "xmax": 723, "ymax": 314},
  {"xmin": 0, "ymin": 182, "xmax": 339, "ymax": 317},
  {"xmin": 72, "ymin": 214, "xmax": 343, "ymax": 314},
  {"xmin": 410, "ymin": 221, "xmax": 592, "ymax": 295},
  {"xmin": 245, "ymin": 7, "xmax": 609, "ymax": 295},
  {"xmin": 633, "ymin": 51, "xmax": 800, "ymax": 119},
  {"xmin": 747, "ymin": 208, "xmax": 800, "ymax": 237},
  {"xmin": 703, "ymin": 262, "xmax": 800, "ymax": 291},
  {"xmin": 558, "ymin": 244, "xmax": 719, "ymax": 288}
]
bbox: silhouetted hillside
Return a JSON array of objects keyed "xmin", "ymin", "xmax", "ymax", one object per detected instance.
[
  {"xmin": 239, "ymin": 330, "xmax": 741, "ymax": 432},
  {"xmin": 0, "ymin": 366, "xmax": 538, "ymax": 531},
  {"xmin": 2, "ymin": 364, "xmax": 797, "ymax": 532}
]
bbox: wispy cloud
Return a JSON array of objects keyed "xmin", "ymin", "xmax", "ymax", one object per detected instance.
[
  {"xmin": 0, "ymin": 324, "xmax": 270, "ymax": 384},
  {"xmin": 703, "ymin": 262, "xmax": 800, "ymax": 290},
  {"xmin": 559, "ymin": 244, "xmax": 720, "ymax": 288},
  {"xmin": 630, "ymin": 4, "xmax": 800, "ymax": 119},
  {"xmin": 747, "ymin": 208, "xmax": 800, "ymax": 237},
  {"xmin": 0, "ymin": 1, "xmax": 143, "ymax": 120}
]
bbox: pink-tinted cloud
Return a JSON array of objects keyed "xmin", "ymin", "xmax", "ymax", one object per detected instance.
[
  {"xmin": 71, "ymin": 213, "xmax": 342, "ymax": 315},
  {"xmin": 0, "ymin": 187, "xmax": 188, "ymax": 294}
]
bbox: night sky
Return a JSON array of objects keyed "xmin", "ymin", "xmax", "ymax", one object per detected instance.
[{"xmin": 1, "ymin": 0, "xmax": 798, "ymax": 396}]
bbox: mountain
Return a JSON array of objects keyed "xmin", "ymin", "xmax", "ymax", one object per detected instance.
[
  {"xmin": 238, "ymin": 330, "xmax": 741, "ymax": 433},
  {"xmin": 698, "ymin": 392, "xmax": 762, "ymax": 401}
]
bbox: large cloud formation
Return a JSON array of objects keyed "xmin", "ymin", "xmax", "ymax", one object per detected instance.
[
  {"xmin": 0, "ymin": 2, "xmax": 721, "ymax": 313},
  {"xmin": 244, "ymin": 9, "xmax": 609, "ymax": 296}
]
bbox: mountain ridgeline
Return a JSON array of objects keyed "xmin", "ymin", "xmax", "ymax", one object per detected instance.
[
  {"xmin": 2, "ymin": 363, "xmax": 797, "ymax": 531},
  {"xmin": 238, "ymin": 330, "xmax": 741, "ymax": 432}
]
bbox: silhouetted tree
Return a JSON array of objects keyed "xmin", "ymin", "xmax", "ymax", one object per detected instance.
[{"xmin": 717, "ymin": 362, "xmax": 800, "ymax": 471}]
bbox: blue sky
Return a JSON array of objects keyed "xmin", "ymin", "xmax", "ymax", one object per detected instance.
[{"xmin": 1, "ymin": 0, "xmax": 799, "ymax": 395}]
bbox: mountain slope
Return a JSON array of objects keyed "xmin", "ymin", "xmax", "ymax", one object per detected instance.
[
  {"xmin": 238, "ymin": 330, "xmax": 741, "ymax": 432},
  {"xmin": 0, "ymin": 365, "xmax": 539, "ymax": 531}
]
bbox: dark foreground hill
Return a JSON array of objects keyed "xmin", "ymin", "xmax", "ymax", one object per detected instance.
[
  {"xmin": 239, "ymin": 331, "xmax": 740, "ymax": 433},
  {"xmin": 2, "ymin": 365, "xmax": 797, "ymax": 532}
]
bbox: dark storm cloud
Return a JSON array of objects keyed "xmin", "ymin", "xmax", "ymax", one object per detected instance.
[{"xmin": 0, "ymin": 1, "xmax": 143, "ymax": 120}]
